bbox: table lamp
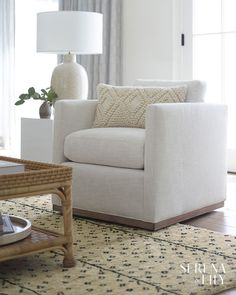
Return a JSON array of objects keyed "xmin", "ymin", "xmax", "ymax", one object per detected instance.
[{"xmin": 37, "ymin": 11, "xmax": 103, "ymax": 100}]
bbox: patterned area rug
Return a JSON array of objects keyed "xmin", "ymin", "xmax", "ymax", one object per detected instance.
[{"xmin": 0, "ymin": 196, "xmax": 236, "ymax": 295}]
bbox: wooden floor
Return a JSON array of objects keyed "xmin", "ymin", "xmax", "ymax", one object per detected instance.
[{"xmin": 182, "ymin": 173, "xmax": 236, "ymax": 295}]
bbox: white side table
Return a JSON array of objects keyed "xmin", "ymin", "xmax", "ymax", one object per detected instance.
[{"xmin": 21, "ymin": 118, "xmax": 53, "ymax": 163}]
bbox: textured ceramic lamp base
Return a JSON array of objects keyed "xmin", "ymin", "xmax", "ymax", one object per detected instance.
[{"xmin": 51, "ymin": 53, "xmax": 88, "ymax": 100}]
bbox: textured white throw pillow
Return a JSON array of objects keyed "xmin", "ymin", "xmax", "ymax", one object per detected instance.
[
  {"xmin": 93, "ymin": 83, "xmax": 187, "ymax": 128},
  {"xmin": 134, "ymin": 79, "xmax": 206, "ymax": 102}
]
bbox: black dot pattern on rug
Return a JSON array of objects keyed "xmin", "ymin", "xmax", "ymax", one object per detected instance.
[{"xmin": 0, "ymin": 196, "xmax": 236, "ymax": 295}]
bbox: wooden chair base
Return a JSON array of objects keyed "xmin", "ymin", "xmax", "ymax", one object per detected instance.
[{"xmin": 53, "ymin": 201, "xmax": 224, "ymax": 231}]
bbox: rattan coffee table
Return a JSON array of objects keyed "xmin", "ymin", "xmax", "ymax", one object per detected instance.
[{"xmin": 0, "ymin": 156, "xmax": 75, "ymax": 267}]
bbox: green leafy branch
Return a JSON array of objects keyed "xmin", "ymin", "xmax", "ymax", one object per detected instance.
[{"xmin": 15, "ymin": 87, "xmax": 58, "ymax": 106}]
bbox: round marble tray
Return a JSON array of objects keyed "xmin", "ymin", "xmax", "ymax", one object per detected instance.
[{"xmin": 0, "ymin": 215, "xmax": 31, "ymax": 246}]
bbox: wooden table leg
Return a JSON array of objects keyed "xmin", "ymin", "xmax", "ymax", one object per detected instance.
[{"xmin": 61, "ymin": 185, "xmax": 76, "ymax": 267}]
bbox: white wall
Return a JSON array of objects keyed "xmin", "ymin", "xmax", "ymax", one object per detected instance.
[{"xmin": 122, "ymin": 0, "xmax": 175, "ymax": 85}]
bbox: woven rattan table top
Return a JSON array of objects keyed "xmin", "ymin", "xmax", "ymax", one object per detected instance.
[{"xmin": 0, "ymin": 156, "xmax": 72, "ymax": 194}]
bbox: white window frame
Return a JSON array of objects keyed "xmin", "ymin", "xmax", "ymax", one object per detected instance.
[
  {"xmin": 172, "ymin": 0, "xmax": 192, "ymax": 80},
  {"xmin": 176, "ymin": 0, "xmax": 236, "ymax": 172}
]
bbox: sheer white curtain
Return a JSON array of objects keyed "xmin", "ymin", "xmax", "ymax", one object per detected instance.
[{"xmin": 0, "ymin": 0, "xmax": 15, "ymax": 150}]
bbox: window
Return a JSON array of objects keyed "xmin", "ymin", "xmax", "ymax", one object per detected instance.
[
  {"xmin": 181, "ymin": 0, "xmax": 236, "ymax": 171},
  {"xmin": 14, "ymin": 0, "xmax": 58, "ymax": 155}
]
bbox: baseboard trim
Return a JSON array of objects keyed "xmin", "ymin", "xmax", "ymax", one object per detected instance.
[{"xmin": 53, "ymin": 201, "xmax": 224, "ymax": 231}]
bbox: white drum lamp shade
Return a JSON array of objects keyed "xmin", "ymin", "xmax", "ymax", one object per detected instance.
[{"xmin": 37, "ymin": 11, "xmax": 103, "ymax": 100}]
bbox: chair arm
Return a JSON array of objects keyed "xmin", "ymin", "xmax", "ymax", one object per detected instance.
[
  {"xmin": 53, "ymin": 99, "xmax": 98, "ymax": 163},
  {"xmin": 144, "ymin": 103, "xmax": 228, "ymax": 223}
]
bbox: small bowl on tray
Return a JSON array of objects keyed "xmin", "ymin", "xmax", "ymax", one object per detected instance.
[{"xmin": 0, "ymin": 215, "xmax": 31, "ymax": 246}]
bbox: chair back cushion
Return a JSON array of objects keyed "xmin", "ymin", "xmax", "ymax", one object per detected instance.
[
  {"xmin": 93, "ymin": 83, "xmax": 187, "ymax": 128},
  {"xmin": 64, "ymin": 128, "xmax": 145, "ymax": 169},
  {"xmin": 134, "ymin": 79, "xmax": 206, "ymax": 103}
]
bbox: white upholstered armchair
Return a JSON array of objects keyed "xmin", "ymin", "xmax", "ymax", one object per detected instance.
[{"xmin": 53, "ymin": 80, "xmax": 228, "ymax": 230}]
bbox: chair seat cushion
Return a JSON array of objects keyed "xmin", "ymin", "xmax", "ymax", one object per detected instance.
[{"xmin": 64, "ymin": 128, "xmax": 145, "ymax": 169}]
